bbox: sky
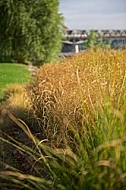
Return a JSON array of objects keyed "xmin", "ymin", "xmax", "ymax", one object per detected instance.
[{"xmin": 59, "ymin": 0, "xmax": 126, "ymax": 30}]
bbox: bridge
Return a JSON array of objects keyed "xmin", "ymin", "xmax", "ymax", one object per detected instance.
[
  {"xmin": 64, "ymin": 29, "xmax": 126, "ymax": 40},
  {"xmin": 61, "ymin": 30, "xmax": 126, "ymax": 56}
]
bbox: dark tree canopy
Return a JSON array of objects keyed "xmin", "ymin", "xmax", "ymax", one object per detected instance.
[{"xmin": 0, "ymin": 0, "xmax": 63, "ymax": 65}]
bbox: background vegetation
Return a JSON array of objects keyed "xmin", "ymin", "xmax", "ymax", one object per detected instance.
[
  {"xmin": 0, "ymin": 49, "xmax": 126, "ymax": 189},
  {"xmin": 0, "ymin": 0, "xmax": 63, "ymax": 65},
  {"xmin": 84, "ymin": 30, "xmax": 111, "ymax": 49}
]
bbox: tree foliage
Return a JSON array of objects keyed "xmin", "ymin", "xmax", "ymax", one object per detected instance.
[
  {"xmin": 0, "ymin": 0, "xmax": 63, "ymax": 65},
  {"xmin": 84, "ymin": 30, "xmax": 111, "ymax": 50}
]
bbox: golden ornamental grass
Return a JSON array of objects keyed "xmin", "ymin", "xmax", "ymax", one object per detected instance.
[
  {"xmin": 26, "ymin": 49, "xmax": 126, "ymax": 143},
  {"xmin": 0, "ymin": 49, "xmax": 126, "ymax": 189}
]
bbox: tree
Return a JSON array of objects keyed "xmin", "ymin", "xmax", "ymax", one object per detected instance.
[
  {"xmin": 0, "ymin": 0, "xmax": 63, "ymax": 65},
  {"xmin": 85, "ymin": 30, "xmax": 98, "ymax": 49},
  {"xmin": 84, "ymin": 30, "xmax": 111, "ymax": 50}
]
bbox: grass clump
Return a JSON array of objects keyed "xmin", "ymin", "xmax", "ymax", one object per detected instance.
[
  {"xmin": 26, "ymin": 49, "xmax": 126, "ymax": 143},
  {"xmin": 0, "ymin": 49, "xmax": 126, "ymax": 189},
  {"xmin": 0, "ymin": 108, "xmax": 126, "ymax": 190}
]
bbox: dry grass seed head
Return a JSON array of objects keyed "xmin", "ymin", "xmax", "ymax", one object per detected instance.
[{"xmin": 26, "ymin": 50, "xmax": 126, "ymax": 143}]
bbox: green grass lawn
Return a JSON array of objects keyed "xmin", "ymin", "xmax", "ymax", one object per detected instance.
[{"xmin": 0, "ymin": 63, "xmax": 31, "ymax": 99}]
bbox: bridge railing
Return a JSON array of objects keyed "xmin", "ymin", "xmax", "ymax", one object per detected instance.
[{"xmin": 64, "ymin": 30, "xmax": 126, "ymax": 40}]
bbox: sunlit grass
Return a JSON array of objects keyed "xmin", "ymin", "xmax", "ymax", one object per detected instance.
[
  {"xmin": 25, "ymin": 49, "xmax": 126, "ymax": 142},
  {"xmin": 0, "ymin": 49, "xmax": 126, "ymax": 189},
  {"xmin": 0, "ymin": 63, "xmax": 31, "ymax": 99}
]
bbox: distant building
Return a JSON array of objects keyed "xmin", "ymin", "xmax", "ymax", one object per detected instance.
[{"xmin": 61, "ymin": 30, "xmax": 126, "ymax": 56}]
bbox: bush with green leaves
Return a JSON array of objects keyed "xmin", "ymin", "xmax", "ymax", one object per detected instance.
[{"xmin": 0, "ymin": 0, "xmax": 63, "ymax": 65}]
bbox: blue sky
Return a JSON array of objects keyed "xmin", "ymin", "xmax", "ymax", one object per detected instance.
[{"xmin": 59, "ymin": 0, "xmax": 126, "ymax": 29}]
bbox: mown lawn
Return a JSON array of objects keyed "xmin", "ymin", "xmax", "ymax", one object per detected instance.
[{"xmin": 0, "ymin": 63, "xmax": 31, "ymax": 99}]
